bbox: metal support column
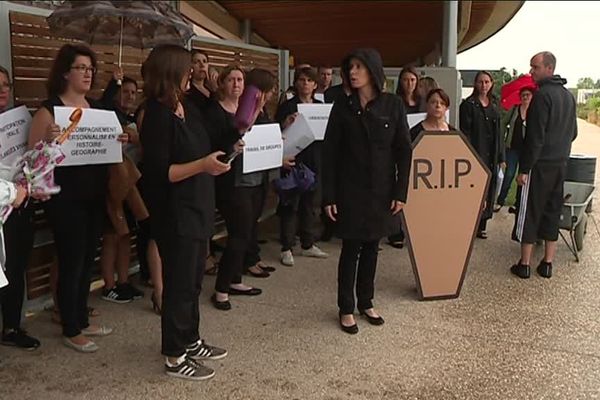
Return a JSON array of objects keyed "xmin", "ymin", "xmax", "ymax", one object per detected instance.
[
  {"xmin": 241, "ymin": 18, "xmax": 251, "ymax": 44},
  {"xmin": 442, "ymin": 0, "xmax": 458, "ymax": 68}
]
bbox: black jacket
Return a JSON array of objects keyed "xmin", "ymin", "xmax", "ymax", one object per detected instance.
[
  {"xmin": 324, "ymin": 84, "xmax": 348, "ymax": 104},
  {"xmin": 459, "ymin": 95, "xmax": 503, "ymax": 221},
  {"xmin": 519, "ymin": 75, "xmax": 577, "ymax": 173},
  {"xmin": 140, "ymin": 98, "xmax": 215, "ymax": 240},
  {"xmin": 322, "ymin": 48, "xmax": 412, "ymax": 241}
]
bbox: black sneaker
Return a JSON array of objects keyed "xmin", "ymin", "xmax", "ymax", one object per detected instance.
[
  {"xmin": 1, "ymin": 329, "xmax": 41, "ymax": 350},
  {"xmin": 510, "ymin": 263, "xmax": 531, "ymax": 279},
  {"xmin": 165, "ymin": 356, "xmax": 215, "ymax": 381},
  {"xmin": 118, "ymin": 282, "xmax": 144, "ymax": 300},
  {"xmin": 187, "ymin": 340, "xmax": 228, "ymax": 361},
  {"xmin": 537, "ymin": 261, "xmax": 552, "ymax": 278},
  {"xmin": 101, "ymin": 286, "xmax": 133, "ymax": 304}
]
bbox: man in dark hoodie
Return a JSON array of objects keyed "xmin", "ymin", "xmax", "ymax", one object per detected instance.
[{"xmin": 511, "ymin": 51, "xmax": 577, "ymax": 279}]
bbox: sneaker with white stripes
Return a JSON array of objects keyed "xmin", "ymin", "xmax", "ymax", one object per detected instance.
[
  {"xmin": 101, "ymin": 286, "xmax": 133, "ymax": 304},
  {"xmin": 165, "ymin": 356, "xmax": 215, "ymax": 381},
  {"xmin": 187, "ymin": 340, "xmax": 228, "ymax": 361}
]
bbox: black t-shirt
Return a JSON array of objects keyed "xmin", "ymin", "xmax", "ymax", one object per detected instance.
[
  {"xmin": 41, "ymin": 96, "xmax": 108, "ymax": 200},
  {"xmin": 187, "ymin": 83, "xmax": 214, "ymax": 111}
]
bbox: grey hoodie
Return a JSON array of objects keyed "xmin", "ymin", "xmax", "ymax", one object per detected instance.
[{"xmin": 519, "ymin": 75, "xmax": 577, "ymax": 173}]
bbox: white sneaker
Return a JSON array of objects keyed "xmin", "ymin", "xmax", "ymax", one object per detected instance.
[
  {"xmin": 300, "ymin": 245, "xmax": 329, "ymax": 258},
  {"xmin": 280, "ymin": 250, "xmax": 294, "ymax": 266}
]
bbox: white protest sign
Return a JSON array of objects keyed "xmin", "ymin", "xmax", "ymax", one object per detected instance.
[
  {"xmin": 297, "ymin": 103, "xmax": 333, "ymax": 141},
  {"xmin": 0, "ymin": 105, "xmax": 31, "ymax": 165},
  {"xmin": 54, "ymin": 107, "xmax": 123, "ymax": 166},
  {"xmin": 243, "ymin": 123, "xmax": 283, "ymax": 173},
  {"xmin": 282, "ymin": 114, "xmax": 315, "ymax": 157},
  {"xmin": 406, "ymin": 110, "xmax": 450, "ymax": 129}
]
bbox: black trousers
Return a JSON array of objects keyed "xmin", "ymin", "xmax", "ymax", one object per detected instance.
[
  {"xmin": 0, "ymin": 206, "xmax": 34, "ymax": 331},
  {"xmin": 337, "ymin": 239, "xmax": 379, "ymax": 314},
  {"xmin": 136, "ymin": 218, "xmax": 151, "ymax": 281},
  {"xmin": 278, "ymin": 190, "xmax": 316, "ymax": 251},
  {"xmin": 45, "ymin": 197, "xmax": 104, "ymax": 338},
  {"xmin": 243, "ymin": 185, "xmax": 267, "ymax": 270},
  {"xmin": 156, "ymin": 234, "xmax": 207, "ymax": 357},
  {"xmin": 216, "ymin": 186, "xmax": 264, "ymax": 293}
]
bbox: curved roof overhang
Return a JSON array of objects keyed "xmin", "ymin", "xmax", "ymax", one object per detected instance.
[{"xmin": 183, "ymin": 0, "xmax": 524, "ymax": 66}]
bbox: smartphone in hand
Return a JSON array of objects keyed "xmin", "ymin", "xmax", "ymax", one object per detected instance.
[{"xmin": 218, "ymin": 151, "xmax": 240, "ymax": 164}]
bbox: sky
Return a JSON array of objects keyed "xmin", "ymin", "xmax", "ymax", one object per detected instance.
[{"xmin": 457, "ymin": 1, "xmax": 600, "ymax": 88}]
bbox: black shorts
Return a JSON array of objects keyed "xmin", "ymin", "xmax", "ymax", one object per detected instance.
[{"xmin": 515, "ymin": 162, "xmax": 566, "ymax": 243}]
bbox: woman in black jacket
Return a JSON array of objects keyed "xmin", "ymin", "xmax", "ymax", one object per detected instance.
[
  {"xmin": 275, "ymin": 67, "xmax": 329, "ymax": 267},
  {"xmin": 140, "ymin": 45, "xmax": 230, "ymax": 380},
  {"xmin": 459, "ymin": 71, "xmax": 505, "ymax": 238},
  {"xmin": 322, "ymin": 48, "xmax": 412, "ymax": 334}
]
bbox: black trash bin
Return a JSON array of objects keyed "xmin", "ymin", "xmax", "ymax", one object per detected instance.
[{"xmin": 567, "ymin": 154, "xmax": 596, "ymax": 211}]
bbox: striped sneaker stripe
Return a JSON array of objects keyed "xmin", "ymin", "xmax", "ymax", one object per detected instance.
[{"xmin": 515, "ymin": 175, "xmax": 532, "ymax": 242}]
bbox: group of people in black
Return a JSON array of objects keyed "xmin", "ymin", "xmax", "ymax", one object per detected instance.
[{"xmin": 0, "ymin": 43, "xmax": 576, "ymax": 380}]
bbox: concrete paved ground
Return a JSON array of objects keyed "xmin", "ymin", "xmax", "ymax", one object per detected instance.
[{"xmin": 1, "ymin": 120, "xmax": 599, "ymax": 400}]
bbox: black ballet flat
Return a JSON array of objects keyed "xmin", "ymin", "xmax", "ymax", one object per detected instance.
[
  {"xmin": 358, "ymin": 309, "xmax": 385, "ymax": 326},
  {"xmin": 339, "ymin": 313, "xmax": 359, "ymax": 334},
  {"xmin": 228, "ymin": 287, "xmax": 262, "ymax": 296},
  {"xmin": 211, "ymin": 294, "xmax": 231, "ymax": 311}
]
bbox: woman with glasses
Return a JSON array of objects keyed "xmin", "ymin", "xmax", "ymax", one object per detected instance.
[
  {"xmin": 0, "ymin": 66, "xmax": 40, "ymax": 350},
  {"xmin": 28, "ymin": 44, "xmax": 126, "ymax": 353}
]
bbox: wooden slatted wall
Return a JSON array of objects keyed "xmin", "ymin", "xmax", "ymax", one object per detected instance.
[
  {"xmin": 9, "ymin": 12, "xmax": 283, "ymax": 300},
  {"xmin": 9, "ymin": 11, "xmax": 149, "ymax": 300}
]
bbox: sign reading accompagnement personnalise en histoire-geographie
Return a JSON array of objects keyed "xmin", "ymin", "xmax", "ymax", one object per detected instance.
[
  {"xmin": 402, "ymin": 130, "xmax": 490, "ymax": 300},
  {"xmin": 54, "ymin": 106, "xmax": 123, "ymax": 167},
  {"xmin": 0, "ymin": 105, "xmax": 32, "ymax": 166},
  {"xmin": 242, "ymin": 123, "xmax": 283, "ymax": 173}
]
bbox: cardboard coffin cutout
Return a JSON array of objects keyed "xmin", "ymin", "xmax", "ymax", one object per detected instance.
[{"xmin": 402, "ymin": 131, "xmax": 491, "ymax": 300}]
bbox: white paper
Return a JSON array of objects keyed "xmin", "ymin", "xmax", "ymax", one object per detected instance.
[
  {"xmin": 314, "ymin": 93, "xmax": 325, "ymax": 103},
  {"xmin": 406, "ymin": 110, "xmax": 451, "ymax": 129},
  {"xmin": 495, "ymin": 166, "xmax": 505, "ymax": 200},
  {"xmin": 242, "ymin": 123, "xmax": 283, "ymax": 173},
  {"xmin": 282, "ymin": 114, "xmax": 315, "ymax": 157},
  {"xmin": 297, "ymin": 103, "xmax": 333, "ymax": 141},
  {"xmin": 54, "ymin": 107, "xmax": 123, "ymax": 166},
  {"xmin": 0, "ymin": 267, "xmax": 7, "ymax": 288},
  {"xmin": 0, "ymin": 105, "xmax": 32, "ymax": 165}
]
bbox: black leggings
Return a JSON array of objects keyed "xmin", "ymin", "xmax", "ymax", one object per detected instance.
[
  {"xmin": 45, "ymin": 197, "xmax": 104, "ymax": 338},
  {"xmin": 337, "ymin": 239, "xmax": 379, "ymax": 314},
  {"xmin": 0, "ymin": 206, "xmax": 34, "ymax": 331},
  {"xmin": 216, "ymin": 186, "xmax": 264, "ymax": 293}
]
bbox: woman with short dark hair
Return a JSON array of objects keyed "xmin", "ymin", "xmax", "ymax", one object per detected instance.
[
  {"xmin": 459, "ymin": 70, "xmax": 505, "ymax": 239},
  {"xmin": 28, "ymin": 44, "xmax": 121, "ymax": 352},
  {"xmin": 141, "ymin": 44, "xmax": 230, "ymax": 380},
  {"xmin": 323, "ymin": 49, "xmax": 412, "ymax": 334},
  {"xmin": 410, "ymin": 88, "xmax": 454, "ymax": 141},
  {"xmin": 275, "ymin": 67, "xmax": 329, "ymax": 267}
]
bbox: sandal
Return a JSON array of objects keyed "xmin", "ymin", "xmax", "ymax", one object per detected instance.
[
  {"xmin": 88, "ymin": 307, "xmax": 100, "ymax": 317},
  {"xmin": 205, "ymin": 263, "xmax": 219, "ymax": 276},
  {"xmin": 388, "ymin": 241, "xmax": 404, "ymax": 249},
  {"xmin": 245, "ymin": 266, "xmax": 270, "ymax": 278}
]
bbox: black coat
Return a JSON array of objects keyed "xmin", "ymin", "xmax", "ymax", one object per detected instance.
[
  {"xmin": 459, "ymin": 95, "xmax": 504, "ymax": 221},
  {"xmin": 322, "ymin": 92, "xmax": 412, "ymax": 241}
]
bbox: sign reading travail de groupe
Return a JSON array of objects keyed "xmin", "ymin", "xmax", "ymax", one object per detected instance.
[
  {"xmin": 242, "ymin": 123, "xmax": 283, "ymax": 173},
  {"xmin": 54, "ymin": 106, "xmax": 123, "ymax": 167},
  {"xmin": 0, "ymin": 105, "xmax": 32, "ymax": 166}
]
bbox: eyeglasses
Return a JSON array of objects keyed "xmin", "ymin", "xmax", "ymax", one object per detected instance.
[
  {"xmin": 0, "ymin": 82, "xmax": 12, "ymax": 92},
  {"xmin": 70, "ymin": 65, "xmax": 97, "ymax": 75}
]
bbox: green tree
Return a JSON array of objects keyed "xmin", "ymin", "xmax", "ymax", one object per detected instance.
[
  {"xmin": 490, "ymin": 68, "xmax": 512, "ymax": 100},
  {"xmin": 577, "ymin": 77, "xmax": 595, "ymax": 89},
  {"xmin": 595, "ymin": 79, "xmax": 600, "ymax": 89}
]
